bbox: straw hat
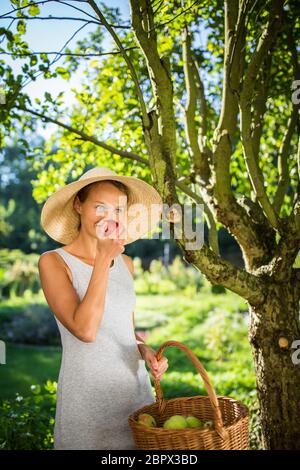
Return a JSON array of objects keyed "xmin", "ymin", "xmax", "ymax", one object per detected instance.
[{"xmin": 40, "ymin": 166, "xmax": 163, "ymax": 246}]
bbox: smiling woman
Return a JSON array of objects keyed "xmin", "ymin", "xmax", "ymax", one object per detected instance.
[
  {"xmin": 38, "ymin": 166, "xmax": 163, "ymax": 450},
  {"xmin": 75, "ymin": 179, "xmax": 130, "ymax": 232}
]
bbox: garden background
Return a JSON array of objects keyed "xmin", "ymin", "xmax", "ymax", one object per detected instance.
[
  {"xmin": 0, "ymin": 134, "xmax": 261, "ymax": 449},
  {"xmin": 1, "ymin": 0, "xmax": 300, "ymax": 451}
]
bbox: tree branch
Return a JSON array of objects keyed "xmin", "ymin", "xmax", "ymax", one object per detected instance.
[
  {"xmin": 127, "ymin": 0, "xmax": 178, "ymax": 211},
  {"xmin": 19, "ymin": 106, "xmax": 148, "ymax": 165},
  {"xmin": 295, "ymin": 136, "xmax": 300, "ymax": 230},
  {"xmin": 293, "ymin": 268, "xmax": 300, "ymax": 300},
  {"xmin": 239, "ymin": 0, "xmax": 284, "ymax": 230},
  {"xmin": 298, "ymin": 135, "xmax": 300, "ymax": 188},
  {"xmin": 192, "ymin": 57, "xmax": 210, "ymax": 154},
  {"xmin": 252, "ymin": 53, "xmax": 272, "ymax": 161},
  {"xmin": 191, "ymin": 1, "xmax": 275, "ymax": 270},
  {"xmin": 0, "ymin": 15, "xmax": 100, "ymax": 25},
  {"xmin": 212, "ymin": 0, "xmax": 245, "ymax": 202},
  {"xmin": 182, "ymin": 24, "xmax": 210, "ymax": 182},
  {"xmin": 257, "ymin": 211, "xmax": 300, "ymax": 282},
  {"xmin": 273, "ymin": 106, "xmax": 298, "ymax": 215},
  {"xmin": 86, "ymin": 0, "xmax": 151, "ymax": 130},
  {"xmin": 0, "ymin": 15, "xmax": 130, "ymax": 29},
  {"xmin": 1, "ymin": 47, "xmax": 138, "ymax": 57},
  {"xmin": 178, "ymin": 240, "xmax": 266, "ymax": 306},
  {"xmin": 176, "ymin": 180, "xmax": 220, "ymax": 255},
  {"xmin": 145, "ymin": 0, "xmax": 200, "ymax": 33},
  {"xmin": 283, "ymin": 8, "xmax": 300, "ymax": 82},
  {"xmin": 3, "ymin": 0, "xmax": 100, "ymax": 22}
]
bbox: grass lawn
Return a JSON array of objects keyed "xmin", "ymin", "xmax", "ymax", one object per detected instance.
[
  {"xmin": 0, "ymin": 343, "xmax": 61, "ymax": 399},
  {"xmin": 0, "ymin": 289, "xmax": 250, "ymax": 400}
]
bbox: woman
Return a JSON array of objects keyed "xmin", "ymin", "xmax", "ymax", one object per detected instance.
[{"xmin": 38, "ymin": 166, "xmax": 168, "ymax": 450}]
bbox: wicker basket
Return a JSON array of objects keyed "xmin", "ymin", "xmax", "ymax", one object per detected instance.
[{"xmin": 128, "ymin": 340, "xmax": 249, "ymax": 450}]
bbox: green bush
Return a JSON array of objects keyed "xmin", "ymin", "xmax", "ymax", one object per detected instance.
[
  {"xmin": 0, "ymin": 249, "xmax": 41, "ymax": 300},
  {"xmin": 134, "ymin": 256, "xmax": 204, "ymax": 295},
  {"xmin": 0, "ymin": 380, "xmax": 56, "ymax": 450},
  {"xmin": 0, "ymin": 303, "xmax": 60, "ymax": 345},
  {"xmin": 0, "ymin": 249, "xmax": 210, "ymax": 303}
]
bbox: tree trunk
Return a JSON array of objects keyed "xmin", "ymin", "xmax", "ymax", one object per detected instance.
[{"xmin": 248, "ymin": 276, "xmax": 300, "ymax": 449}]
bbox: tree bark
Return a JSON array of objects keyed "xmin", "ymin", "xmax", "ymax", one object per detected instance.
[{"xmin": 248, "ymin": 270, "xmax": 300, "ymax": 449}]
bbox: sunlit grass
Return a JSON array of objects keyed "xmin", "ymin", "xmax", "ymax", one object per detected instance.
[
  {"xmin": 0, "ymin": 290, "xmax": 252, "ymax": 401},
  {"xmin": 0, "ymin": 344, "xmax": 61, "ymax": 399}
]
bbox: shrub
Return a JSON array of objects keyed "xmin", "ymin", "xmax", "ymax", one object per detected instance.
[
  {"xmin": 134, "ymin": 255, "xmax": 204, "ymax": 295},
  {"xmin": 0, "ymin": 303, "xmax": 60, "ymax": 345},
  {"xmin": 0, "ymin": 249, "xmax": 41, "ymax": 300},
  {"xmin": 0, "ymin": 380, "xmax": 56, "ymax": 450}
]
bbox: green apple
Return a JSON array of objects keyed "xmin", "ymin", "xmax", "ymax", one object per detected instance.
[
  {"xmin": 138, "ymin": 413, "xmax": 157, "ymax": 427},
  {"xmin": 185, "ymin": 416, "xmax": 205, "ymax": 428},
  {"xmin": 163, "ymin": 415, "xmax": 188, "ymax": 429}
]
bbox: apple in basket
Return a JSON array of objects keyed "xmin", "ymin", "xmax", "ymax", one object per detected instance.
[
  {"xmin": 163, "ymin": 415, "xmax": 188, "ymax": 429},
  {"xmin": 185, "ymin": 416, "xmax": 214, "ymax": 429},
  {"xmin": 137, "ymin": 413, "xmax": 157, "ymax": 427},
  {"xmin": 162, "ymin": 415, "xmax": 214, "ymax": 429},
  {"xmin": 185, "ymin": 416, "xmax": 205, "ymax": 428}
]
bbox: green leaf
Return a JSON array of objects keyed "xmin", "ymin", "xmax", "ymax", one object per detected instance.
[
  {"xmin": 40, "ymin": 53, "xmax": 49, "ymax": 63},
  {"xmin": 55, "ymin": 67, "xmax": 70, "ymax": 80},
  {"xmin": 17, "ymin": 20, "xmax": 26, "ymax": 35},
  {"xmin": 0, "ymin": 28, "xmax": 14, "ymax": 42},
  {"xmin": 30, "ymin": 55, "xmax": 37, "ymax": 66},
  {"xmin": 28, "ymin": 3, "xmax": 40, "ymax": 16},
  {"xmin": 44, "ymin": 92, "xmax": 52, "ymax": 102}
]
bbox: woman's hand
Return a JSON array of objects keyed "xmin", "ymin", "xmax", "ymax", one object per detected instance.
[
  {"xmin": 96, "ymin": 220, "xmax": 125, "ymax": 260},
  {"xmin": 139, "ymin": 344, "xmax": 169, "ymax": 381}
]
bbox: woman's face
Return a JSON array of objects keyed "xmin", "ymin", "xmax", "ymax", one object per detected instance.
[{"xmin": 74, "ymin": 182, "xmax": 128, "ymax": 239}]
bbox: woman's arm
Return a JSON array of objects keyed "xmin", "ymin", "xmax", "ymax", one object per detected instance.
[
  {"xmin": 39, "ymin": 235, "xmax": 124, "ymax": 343},
  {"xmin": 38, "ymin": 250, "xmax": 112, "ymax": 342}
]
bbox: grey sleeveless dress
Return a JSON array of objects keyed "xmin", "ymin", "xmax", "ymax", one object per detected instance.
[{"xmin": 50, "ymin": 247, "xmax": 156, "ymax": 450}]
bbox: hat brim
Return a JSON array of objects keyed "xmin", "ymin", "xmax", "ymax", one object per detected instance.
[{"xmin": 40, "ymin": 174, "xmax": 163, "ymax": 246}]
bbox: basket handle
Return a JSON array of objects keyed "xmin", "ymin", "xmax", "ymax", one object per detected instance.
[{"xmin": 153, "ymin": 340, "xmax": 227, "ymax": 440}]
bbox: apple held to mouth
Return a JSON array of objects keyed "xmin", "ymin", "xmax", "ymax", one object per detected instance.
[
  {"xmin": 96, "ymin": 219, "xmax": 124, "ymax": 239},
  {"xmin": 104, "ymin": 219, "xmax": 118, "ymax": 236}
]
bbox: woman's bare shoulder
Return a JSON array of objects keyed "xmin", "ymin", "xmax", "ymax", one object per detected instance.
[{"xmin": 38, "ymin": 250, "xmax": 73, "ymax": 283}]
